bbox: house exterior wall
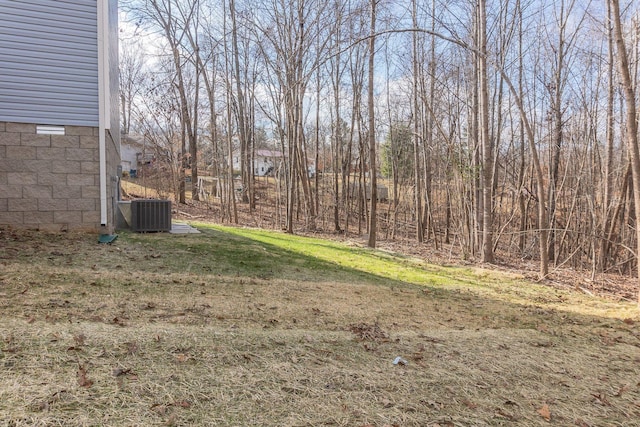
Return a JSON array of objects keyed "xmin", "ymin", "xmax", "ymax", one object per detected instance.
[
  {"xmin": 0, "ymin": 0, "xmax": 100, "ymax": 126},
  {"xmin": 233, "ymin": 150, "xmax": 285, "ymax": 177},
  {"xmin": 233, "ymin": 156, "xmax": 274, "ymax": 177},
  {"xmin": 0, "ymin": 121, "xmax": 112, "ymax": 231},
  {"xmin": 0, "ymin": 0, "xmax": 120, "ymax": 233}
]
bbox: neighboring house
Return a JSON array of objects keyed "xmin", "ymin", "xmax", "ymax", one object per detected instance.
[
  {"xmin": 120, "ymin": 136, "xmax": 141, "ymax": 178},
  {"xmin": 120, "ymin": 135, "xmax": 154, "ymax": 178},
  {"xmin": 231, "ymin": 149, "xmax": 316, "ymax": 178},
  {"xmin": 232, "ymin": 149, "xmax": 285, "ymax": 177},
  {"xmin": 0, "ymin": 0, "xmax": 120, "ymax": 232}
]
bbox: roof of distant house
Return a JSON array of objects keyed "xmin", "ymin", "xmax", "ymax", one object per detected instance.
[
  {"xmin": 121, "ymin": 134, "xmax": 145, "ymax": 149},
  {"xmin": 256, "ymin": 149, "xmax": 284, "ymax": 158}
]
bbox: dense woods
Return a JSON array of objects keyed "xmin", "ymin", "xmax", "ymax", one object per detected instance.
[{"xmin": 120, "ymin": 0, "xmax": 640, "ymax": 294}]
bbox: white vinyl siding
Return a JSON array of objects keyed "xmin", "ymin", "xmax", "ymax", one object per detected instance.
[{"xmin": 0, "ymin": 0, "xmax": 99, "ymax": 126}]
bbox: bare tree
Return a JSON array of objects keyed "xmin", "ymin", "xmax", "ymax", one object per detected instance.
[
  {"xmin": 119, "ymin": 36, "xmax": 147, "ymax": 135},
  {"xmin": 367, "ymin": 0, "xmax": 377, "ymax": 248},
  {"xmin": 610, "ymin": 0, "xmax": 640, "ymax": 303},
  {"xmin": 477, "ymin": 0, "xmax": 493, "ymax": 263},
  {"xmin": 411, "ymin": 0, "xmax": 424, "ymax": 243},
  {"xmin": 119, "ymin": 0, "xmax": 640, "ymax": 287}
]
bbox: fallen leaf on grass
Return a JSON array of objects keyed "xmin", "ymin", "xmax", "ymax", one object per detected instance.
[
  {"xmin": 112, "ymin": 317, "xmax": 127, "ymax": 327},
  {"xmin": 172, "ymin": 400, "xmax": 191, "ymax": 408},
  {"xmin": 380, "ymin": 398, "xmax": 394, "ymax": 408},
  {"xmin": 537, "ymin": 324, "xmax": 549, "ymax": 333},
  {"xmin": 591, "ymin": 393, "xmax": 611, "ymax": 406},
  {"xmin": 113, "ymin": 367, "xmax": 132, "ymax": 377},
  {"xmin": 362, "ymin": 342, "xmax": 377, "ymax": 352},
  {"xmin": 614, "ymin": 384, "xmax": 630, "ymax": 397},
  {"xmin": 463, "ymin": 400, "xmax": 478, "ymax": 409},
  {"xmin": 77, "ymin": 364, "xmax": 93, "ymax": 388},
  {"xmin": 495, "ymin": 408, "xmax": 515, "ymax": 421},
  {"xmin": 151, "ymin": 401, "xmax": 191, "ymax": 416},
  {"xmin": 151, "ymin": 403, "xmax": 167, "ymax": 415},
  {"xmin": 125, "ymin": 341, "xmax": 140, "ymax": 355},
  {"xmin": 175, "ymin": 353, "xmax": 189, "ymax": 362},
  {"xmin": 73, "ymin": 334, "xmax": 86, "ymax": 346},
  {"xmin": 538, "ymin": 404, "xmax": 551, "ymax": 421}
]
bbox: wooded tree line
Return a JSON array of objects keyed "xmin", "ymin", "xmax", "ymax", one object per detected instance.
[{"xmin": 120, "ymin": 0, "xmax": 640, "ymax": 289}]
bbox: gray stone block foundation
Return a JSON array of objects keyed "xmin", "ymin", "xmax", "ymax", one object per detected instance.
[{"xmin": 0, "ymin": 121, "xmax": 119, "ymax": 232}]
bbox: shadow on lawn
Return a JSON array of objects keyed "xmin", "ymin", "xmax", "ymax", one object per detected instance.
[
  {"xmin": 123, "ymin": 226, "xmax": 405, "ymax": 286},
  {"xmin": 2, "ymin": 225, "xmax": 638, "ymax": 326}
]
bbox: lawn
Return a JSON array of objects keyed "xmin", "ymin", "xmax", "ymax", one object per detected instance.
[{"xmin": 0, "ymin": 224, "xmax": 639, "ymax": 426}]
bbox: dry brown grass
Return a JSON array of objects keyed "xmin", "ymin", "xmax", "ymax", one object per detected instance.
[{"xmin": 1, "ymin": 227, "xmax": 639, "ymax": 426}]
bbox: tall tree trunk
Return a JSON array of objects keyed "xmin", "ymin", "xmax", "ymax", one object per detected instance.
[
  {"xmin": 602, "ymin": 0, "xmax": 616, "ymax": 271},
  {"xmin": 548, "ymin": 0, "xmax": 571, "ymax": 265},
  {"xmin": 191, "ymin": 37, "xmax": 200, "ymax": 201},
  {"xmin": 610, "ymin": 0, "xmax": 640, "ymax": 304},
  {"xmin": 498, "ymin": 71, "xmax": 549, "ymax": 277},
  {"xmin": 223, "ymin": 0, "xmax": 237, "ymax": 223},
  {"xmin": 516, "ymin": 0, "xmax": 527, "ymax": 254},
  {"xmin": 367, "ymin": 0, "xmax": 378, "ymax": 248},
  {"xmin": 411, "ymin": 0, "xmax": 424, "ymax": 243},
  {"xmin": 229, "ymin": 0, "xmax": 250, "ymax": 206},
  {"xmin": 330, "ymin": 5, "xmax": 343, "ymax": 233},
  {"xmin": 179, "ymin": 112, "xmax": 187, "ymax": 204},
  {"xmin": 423, "ymin": 0, "xmax": 437, "ymax": 245},
  {"xmin": 478, "ymin": 0, "xmax": 494, "ymax": 263}
]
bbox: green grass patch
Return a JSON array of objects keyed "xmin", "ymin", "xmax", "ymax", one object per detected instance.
[
  {"xmin": 195, "ymin": 224, "xmax": 638, "ymax": 320},
  {"xmin": 201, "ymin": 223, "xmax": 501, "ymax": 286}
]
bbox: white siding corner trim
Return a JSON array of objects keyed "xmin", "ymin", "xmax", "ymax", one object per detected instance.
[{"xmin": 98, "ymin": 0, "xmax": 109, "ymax": 226}]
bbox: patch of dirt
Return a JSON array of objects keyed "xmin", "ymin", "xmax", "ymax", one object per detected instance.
[{"xmin": 348, "ymin": 322, "xmax": 390, "ymax": 341}]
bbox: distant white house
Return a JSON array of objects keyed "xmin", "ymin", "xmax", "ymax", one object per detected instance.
[
  {"xmin": 121, "ymin": 136, "xmax": 141, "ymax": 177},
  {"xmin": 233, "ymin": 149, "xmax": 285, "ymax": 176},
  {"xmin": 120, "ymin": 135, "xmax": 154, "ymax": 178}
]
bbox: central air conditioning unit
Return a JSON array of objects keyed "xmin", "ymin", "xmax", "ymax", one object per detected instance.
[{"xmin": 130, "ymin": 199, "xmax": 172, "ymax": 232}]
